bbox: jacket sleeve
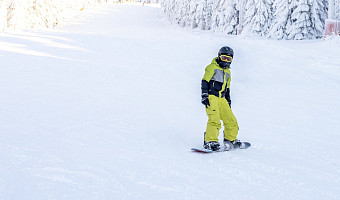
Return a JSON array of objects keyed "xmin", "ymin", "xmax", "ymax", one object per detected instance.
[
  {"xmin": 201, "ymin": 64, "xmax": 214, "ymax": 96},
  {"xmin": 201, "ymin": 80, "xmax": 209, "ymax": 96}
]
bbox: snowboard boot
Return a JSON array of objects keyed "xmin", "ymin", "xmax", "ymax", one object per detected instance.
[
  {"xmin": 223, "ymin": 139, "xmax": 247, "ymax": 151},
  {"xmin": 203, "ymin": 141, "xmax": 220, "ymax": 151}
]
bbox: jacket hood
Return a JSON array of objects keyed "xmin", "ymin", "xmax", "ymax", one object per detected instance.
[{"xmin": 211, "ymin": 57, "xmax": 219, "ymax": 65}]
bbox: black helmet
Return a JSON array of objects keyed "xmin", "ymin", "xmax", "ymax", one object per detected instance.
[
  {"xmin": 217, "ymin": 46, "xmax": 234, "ymax": 69},
  {"xmin": 218, "ymin": 46, "xmax": 234, "ymax": 57}
]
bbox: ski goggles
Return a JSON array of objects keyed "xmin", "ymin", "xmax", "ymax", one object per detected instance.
[{"xmin": 219, "ymin": 55, "xmax": 233, "ymax": 62}]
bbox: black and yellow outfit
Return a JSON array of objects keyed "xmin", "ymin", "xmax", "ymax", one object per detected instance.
[{"xmin": 201, "ymin": 58, "xmax": 238, "ymax": 142}]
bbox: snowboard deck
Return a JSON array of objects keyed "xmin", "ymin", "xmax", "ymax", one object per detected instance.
[{"xmin": 191, "ymin": 142, "xmax": 251, "ymax": 153}]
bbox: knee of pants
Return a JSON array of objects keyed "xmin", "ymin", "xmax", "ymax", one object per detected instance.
[
  {"xmin": 223, "ymin": 120, "xmax": 238, "ymax": 129},
  {"xmin": 207, "ymin": 120, "xmax": 221, "ymax": 129}
]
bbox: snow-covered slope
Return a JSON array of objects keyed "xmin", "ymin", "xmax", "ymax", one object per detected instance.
[{"xmin": 1, "ymin": 3, "xmax": 340, "ymax": 200}]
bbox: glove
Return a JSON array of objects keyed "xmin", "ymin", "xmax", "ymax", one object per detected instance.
[{"xmin": 201, "ymin": 93, "xmax": 210, "ymax": 108}]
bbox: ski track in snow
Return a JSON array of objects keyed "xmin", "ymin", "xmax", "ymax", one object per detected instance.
[{"xmin": 1, "ymin": 3, "xmax": 340, "ymax": 200}]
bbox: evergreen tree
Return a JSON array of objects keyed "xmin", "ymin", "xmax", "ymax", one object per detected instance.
[
  {"xmin": 178, "ymin": 0, "xmax": 190, "ymax": 27},
  {"xmin": 243, "ymin": 0, "xmax": 273, "ymax": 36},
  {"xmin": 236, "ymin": 0, "xmax": 247, "ymax": 33},
  {"xmin": 160, "ymin": 0, "xmax": 329, "ymax": 40},
  {"xmin": 286, "ymin": 0, "xmax": 314, "ymax": 40},
  {"xmin": 189, "ymin": 0, "xmax": 213, "ymax": 30},
  {"xmin": 210, "ymin": 0, "xmax": 224, "ymax": 31},
  {"xmin": 194, "ymin": 0, "xmax": 208, "ymax": 30},
  {"xmin": 0, "ymin": 0, "xmax": 8, "ymax": 31},
  {"xmin": 223, "ymin": 0, "xmax": 239, "ymax": 34},
  {"xmin": 310, "ymin": 0, "xmax": 327, "ymax": 38},
  {"xmin": 243, "ymin": 0, "xmax": 256, "ymax": 34},
  {"xmin": 189, "ymin": 0, "xmax": 199, "ymax": 29},
  {"xmin": 267, "ymin": 0, "xmax": 291, "ymax": 39}
]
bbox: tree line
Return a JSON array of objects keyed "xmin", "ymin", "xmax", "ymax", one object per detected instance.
[{"xmin": 161, "ymin": 0, "xmax": 328, "ymax": 40}]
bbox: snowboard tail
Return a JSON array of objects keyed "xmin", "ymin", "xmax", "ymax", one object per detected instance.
[{"xmin": 191, "ymin": 148, "xmax": 214, "ymax": 153}]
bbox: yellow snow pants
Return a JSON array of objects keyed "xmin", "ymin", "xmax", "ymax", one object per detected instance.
[{"xmin": 205, "ymin": 95, "xmax": 238, "ymax": 142}]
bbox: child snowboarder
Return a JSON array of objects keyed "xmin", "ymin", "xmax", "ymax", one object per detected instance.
[{"xmin": 201, "ymin": 46, "xmax": 248, "ymax": 151}]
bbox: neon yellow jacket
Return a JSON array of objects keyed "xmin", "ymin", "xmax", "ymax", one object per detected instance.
[{"xmin": 201, "ymin": 58, "xmax": 231, "ymax": 99}]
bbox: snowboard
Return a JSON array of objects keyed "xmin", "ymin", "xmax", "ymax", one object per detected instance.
[{"xmin": 191, "ymin": 142, "xmax": 251, "ymax": 153}]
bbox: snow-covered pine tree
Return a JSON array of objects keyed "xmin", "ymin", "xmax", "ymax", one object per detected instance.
[
  {"xmin": 196, "ymin": 0, "xmax": 239, "ymax": 34},
  {"xmin": 211, "ymin": 0, "xmax": 236, "ymax": 34},
  {"xmin": 6, "ymin": 0, "xmax": 15, "ymax": 29},
  {"xmin": 43, "ymin": 0, "xmax": 59, "ymax": 28},
  {"xmin": 322, "ymin": 0, "xmax": 328, "ymax": 14},
  {"xmin": 310, "ymin": 0, "xmax": 327, "ymax": 38},
  {"xmin": 163, "ymin": 0, "xmax": 190, "ymax": 27},
  {"xmin": 321, "ymin": 1, "xmax": 329, "ymax": 25},
  {"xmin": 170, "ymin": 0, "xmax": 182, "ymax": 26},
  {"xmin": 0, "ymin": 0, "xmax": 7, "ymax": 31},
  {"xmin": 160, "ymin": 0, "xmax": 328, "ymax": 40},
  {"xmin": 243, "ymin": 0, "xmax": 256, "ymax": 35},
  {"xmin": 161, "ymin": 0, "xmax": 175, "ymax": 21},
  {"xmin": 189, "ymin": 0, "xmax": 200, "ymax": 29},
  {"xmin": 243, "ymin": 0, "xmax": 273, "ymax": 36},
  {"xmin": 266, "ymin": 0, "xmax": 274, "ymax": 33},
  {"xmin": 205, "ymin": 0, "xmax": 214, "ymax": 30},
  {"xmin": 177, "ymin": 0, "xmax": 190, "ymax": 27},
  {"xmin": 24, "ymin": 0, "xmax": 58, "ymax": 29},
  {"xmin": 287, "ymin": 0, "xmax": 314, "ymax": 40},
  {"xmin": 27, "ymin": 0, "xmax": 43, "ymax": 28},
  {"xmin": 267, "ymin": 0, "xmax": 291, "ymax": 39},
  {"xmin": 1, "ymin": 0, "xmax": 100, "ymax": 31},
  {"xmin": 189, "ymin": 0, "xmax": 211, "ymax": 30},
  {"xmin": 236, "ymin": 0, "xmax": 247, "ymax": 34},
  {"xmin": 188, "ymin": 0, "xmax": 198, "ymax": 28},
  {"xmin": 7, "ymin": 0, "xmax": 28, "ymax": 30},
  {"xmin": 223, "ymin": 0, "xmax": 239, "ymax": 34},
  {"xmin": 211, "ymin": 0, "xmax": 223, "ymax": 31}
]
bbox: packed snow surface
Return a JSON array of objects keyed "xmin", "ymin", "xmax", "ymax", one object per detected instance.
[{"xmin": 1, "ymin": 3, "xmax": 340, "ymax": 200}]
